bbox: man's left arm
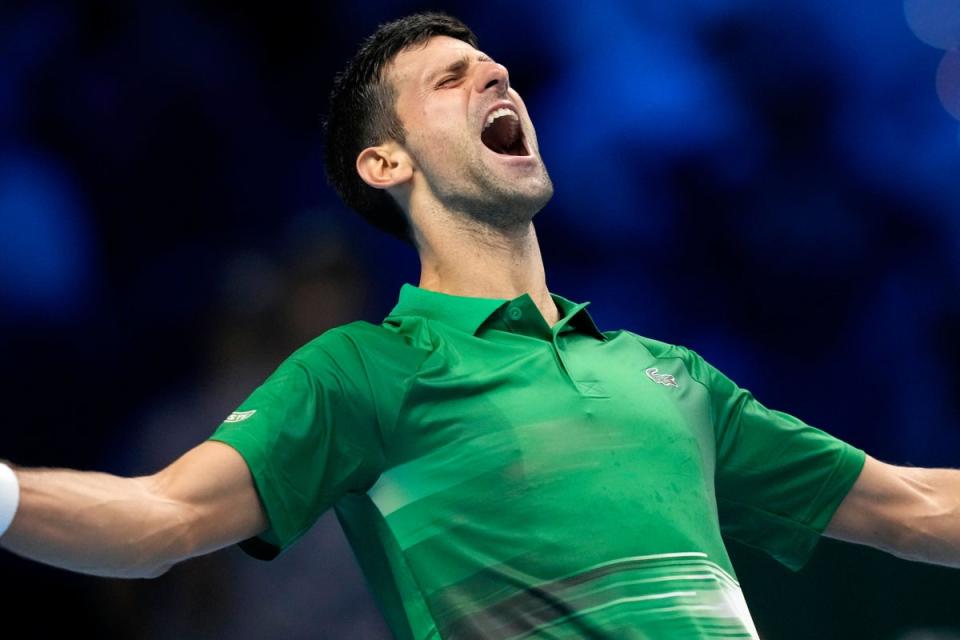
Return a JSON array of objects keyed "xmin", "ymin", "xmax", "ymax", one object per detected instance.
[{"xmin": 825, "ymin": 454, "xmax": 960, "ymax": 567}]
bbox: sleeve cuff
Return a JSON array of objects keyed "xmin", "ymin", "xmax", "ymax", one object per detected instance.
[{"xmin": 208, "ymin": 434, "xmax": 291, "ymax": 561}]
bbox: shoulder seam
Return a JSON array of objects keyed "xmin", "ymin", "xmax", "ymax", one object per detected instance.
[
  {"xmin": 390, "ymin": 320, "xmax": 442, "ymax": 457},
  {"xmin": 336, "ymin": 330, "xmax": 388, "ymax": 459}
]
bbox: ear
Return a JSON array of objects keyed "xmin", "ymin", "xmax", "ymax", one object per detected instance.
[{"xmin": 356, "ymin": 143, "xmax": 414, "ymax": 191}]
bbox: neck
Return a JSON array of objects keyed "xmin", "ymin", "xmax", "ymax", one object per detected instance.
[{"xmin": 415, "ymin": 216, "xmax": 559, "ymax": 326}]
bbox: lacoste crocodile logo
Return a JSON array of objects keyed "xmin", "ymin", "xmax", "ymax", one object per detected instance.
[{"xmin": 645, "ymin": 367, "xmax": 679, "ymax": 389}]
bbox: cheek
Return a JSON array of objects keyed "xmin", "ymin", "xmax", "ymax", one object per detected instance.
[
  {"xmin": 410, "ymin": 115, "xmax": 472, "ymax": 164},
  {"xmin": 401, "ymin": 95, "xmax": 475, "ymax": 168},
  {"xmin": 406, "ymin": 124, "xmax": 461, "ymax": 176},
  {"xmin": 419, "ymin": 94, "xmax": 471, "ymax": 137},
  {"xmin": 420, "ymin": 113, "xmax": 462, "ymax": 143}
]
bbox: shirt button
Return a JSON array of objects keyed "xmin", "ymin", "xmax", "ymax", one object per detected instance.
[{"xmin": 507, "ymin": 306, "xmax": 523, "ymax": 320}]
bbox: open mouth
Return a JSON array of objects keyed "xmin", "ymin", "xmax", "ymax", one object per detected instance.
[{"xmin": 480, "ymin": 107, "xmax": 529, "ymax": 156}]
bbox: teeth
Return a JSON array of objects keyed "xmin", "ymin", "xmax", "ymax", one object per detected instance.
[{"xmin": 484, "ymin": 107, "xmax": 518, "ymax": 130}]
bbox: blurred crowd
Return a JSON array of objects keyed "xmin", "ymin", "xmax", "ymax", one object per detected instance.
[{"xmin": 1, "ymin": 1, "xmax": 959, "ymax": 638}]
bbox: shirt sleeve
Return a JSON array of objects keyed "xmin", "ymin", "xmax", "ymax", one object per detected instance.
[
  {"xmin": 208, "ymin": 329, "xmax": 384, "ymax": 560},
  {"xmin": 684, "ymin": 347, "xmax": 866, "ymax": 571}
]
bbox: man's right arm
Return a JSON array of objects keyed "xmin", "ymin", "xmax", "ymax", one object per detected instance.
[{"xmin": 0, "ymin": 441, "xmax": 266, "ymax": 579}]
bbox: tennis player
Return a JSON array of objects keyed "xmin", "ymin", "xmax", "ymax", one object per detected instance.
[{"xmin": 1, "ymin": 12, "xmax": 957, "ymax": 639}]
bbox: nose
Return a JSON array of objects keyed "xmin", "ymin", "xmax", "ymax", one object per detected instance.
[{"xmin": 474, "ymin": 61, "xmax": 510, "ymax": 96}]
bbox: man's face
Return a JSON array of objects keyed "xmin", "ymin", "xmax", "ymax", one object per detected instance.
[{"xmin": 387, "ymin": 35, "xmax": 553, "ymax": 232}]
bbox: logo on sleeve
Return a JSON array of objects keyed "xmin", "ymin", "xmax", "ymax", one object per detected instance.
[
  {"xmin": 224, "ymin": 409, "xmax": 257, "ymax": 423},
  {"xmin": 645, "ymin": 367, "xmax": 679, "ymax": 389}
]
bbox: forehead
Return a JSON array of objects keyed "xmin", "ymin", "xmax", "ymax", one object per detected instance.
[{"xmin": 388, "ymin": 35, "xmax": 483, "ymax": 88}]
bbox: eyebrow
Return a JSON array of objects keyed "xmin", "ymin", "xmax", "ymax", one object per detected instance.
[{"xmin": 425, "ymin": 53, "xmax": 495, "ymax": 86}]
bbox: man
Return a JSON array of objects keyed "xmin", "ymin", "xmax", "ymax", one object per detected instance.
[{"xmin": 0, "ymin": 11, "xmax": 957, "ymax": 640}]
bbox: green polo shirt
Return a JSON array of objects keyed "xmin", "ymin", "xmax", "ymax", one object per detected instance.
[{"xmin": 209, "ymin": 283, "xmax": 865, "ymax": 640}]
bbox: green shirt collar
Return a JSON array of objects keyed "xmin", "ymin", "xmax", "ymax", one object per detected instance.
[{"xmin": 385, "ymin": 283, "xmax": 607, "ymax": 341}]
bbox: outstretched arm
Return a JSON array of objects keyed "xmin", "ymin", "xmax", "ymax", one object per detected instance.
[
  {"xmin": 0, "ymin": 441, "xmax": 266, "ymax": 579},
  {"xmin": 825, "ymin": 454, "xmax": 960, "ymax": 567}
]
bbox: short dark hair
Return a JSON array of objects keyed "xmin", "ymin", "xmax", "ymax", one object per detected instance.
[{"xmin": 323, "ymin": 12, "xmax": 479, "ymax": 247}]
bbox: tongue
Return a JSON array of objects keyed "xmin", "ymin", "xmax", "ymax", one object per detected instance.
[{"xmin": 481, "ymin": 116, "xmax": 521, "ymax": 154}]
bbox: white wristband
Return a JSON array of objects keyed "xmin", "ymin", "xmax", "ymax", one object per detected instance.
[{"xmin": 0, "ymin": 463, "xmax": 20, "ymax": 538}]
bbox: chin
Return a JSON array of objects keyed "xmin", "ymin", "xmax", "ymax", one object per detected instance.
[
  {"xmin": 524, "ymin": 184, "xmax": 554, "ymax": 218},
  {"xmin": 519, "ymin": 170, "xmax": 555, "ymax": 211}
]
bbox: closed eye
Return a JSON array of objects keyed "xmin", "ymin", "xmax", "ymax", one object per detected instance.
[{"xmin": 436, "ymin": 76, "xmax": 460, "ymax": 89}]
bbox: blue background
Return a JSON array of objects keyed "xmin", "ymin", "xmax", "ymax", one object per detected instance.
[{"xmin": 2, "ymin": 1, "xmax": 959, "ymax": 638}]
